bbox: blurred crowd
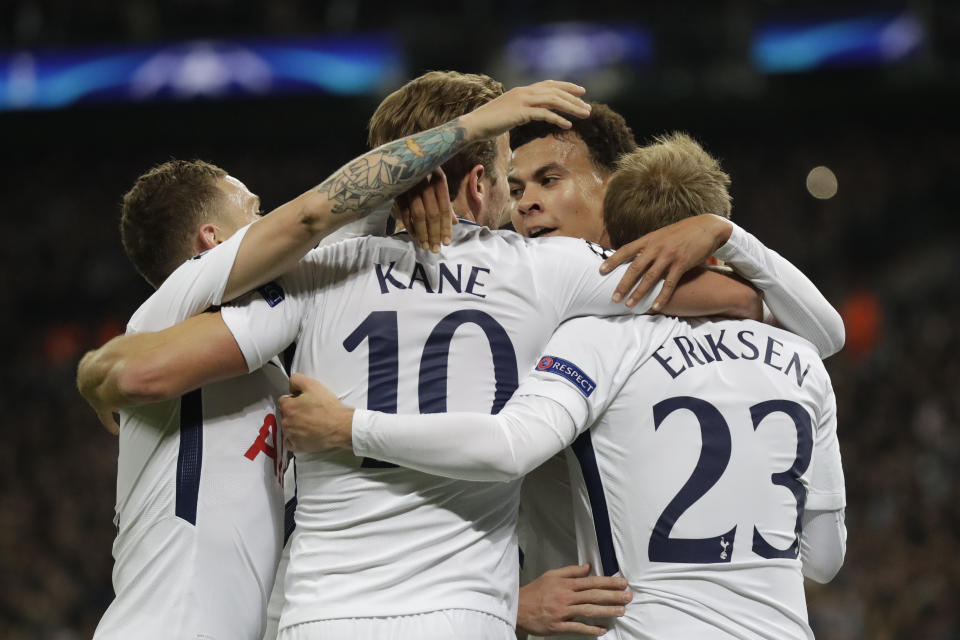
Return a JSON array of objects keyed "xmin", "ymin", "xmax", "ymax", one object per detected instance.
[{"xmin": 1, "ymin": 99, "xmax": 958, "ymax": 639}]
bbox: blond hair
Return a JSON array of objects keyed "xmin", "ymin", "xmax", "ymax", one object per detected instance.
[
  {"xmin": 368, "ymin": 71, "xmax": 505, "ymax": 199},
  {"xmin": 603, "ymin": 132, "xmax": 732, "ymax": 249}
]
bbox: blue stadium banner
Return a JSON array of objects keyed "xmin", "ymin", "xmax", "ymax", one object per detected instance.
[
  {"xmin": 0, "ymin": 34, "xmax": 404, "ymax": 111},
  {"xmin": 753, "ymin": 11, "xmax": 924, "ymax": 73},
  {"xmin": 506, "ymin": 22, "xmax": 653, "ymax": 77}
]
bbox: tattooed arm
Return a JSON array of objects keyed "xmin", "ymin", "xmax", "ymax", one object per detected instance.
[
  {"xmin": 315, "ymin": 123, "xmax": 467, "ymax": 214},
  {"xmin": 76, "ymin": 80, "xmax": 591, "ymax": 419},
  {"xmin": 221, "ymin": 79, "xmax": 591, "ymax": 301}
]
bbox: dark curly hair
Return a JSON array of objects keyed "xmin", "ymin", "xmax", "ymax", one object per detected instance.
[{"xmin": 509, "ymin": 102, "xmax": 637, "ymax": 173}]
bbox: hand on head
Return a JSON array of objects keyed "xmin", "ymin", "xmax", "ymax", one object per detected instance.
[
  {"xmin": 601, "ymin": 214, "xmax": 734, "ymax": 311},
  {"xmin": 393, "ymin": 169, "xmax": 458, "ymax": 252},
  {"xmin": 460, "ymin": 80, "xmax": 591, "ymax": 141}
]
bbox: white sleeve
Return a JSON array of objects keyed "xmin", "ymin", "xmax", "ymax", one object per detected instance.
[
  {"xmin": 714, "ymin": 221, "xmax": 845, "ymax": 357},
  {"xmin": 353, "ymin": 316, "xmax": 646, "ymax": 481},
  {"xmin": 807, "ymin": 384, "xmax": 846, "ymax": 512},
  {"xmin": 352, "ymin": 395, "xmax": 579, "ymax": 481},
  {"xmin": 219, "ymin": 255, "xmax": 315, "ymax": 372},
  {"xmin": 127, "ymin": 223, "xmax": 252, "ymax": 333},
  {"xmin": 800, "ymin": 508, "xmax": 846, "ymax": 583},
  {"xmin": 325, "ymin": 201, "xmax": 392, "ymax": 242},
  {"xmin": 514, "ymin": 315, "xmax": 681, "ymax": 427},
  {"xmin": 534, "ymin": 237, "xmax": 663, "ymax": 321}
]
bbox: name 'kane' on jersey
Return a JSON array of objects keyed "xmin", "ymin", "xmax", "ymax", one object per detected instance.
[{"xmin": 219, "ymin": 221, "xmax": 662, "ymax": 631}]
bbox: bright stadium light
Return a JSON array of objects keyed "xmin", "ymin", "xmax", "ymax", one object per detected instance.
[{"xmin": 806, "ymin": 166, "xmax": 838, "ymax": 200}]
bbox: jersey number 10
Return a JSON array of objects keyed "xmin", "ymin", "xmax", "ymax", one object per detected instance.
[{"xmin": 344, "ymin": 310, "xmax": 519, "ymax": 468}]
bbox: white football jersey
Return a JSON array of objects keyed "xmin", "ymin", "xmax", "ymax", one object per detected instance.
[
  {"xmin": 95, "ymin": 225, "xmax": 290, "ymax": 640},
  {"xmin": 518, "ymin": 452, "xmax": 578, "ymax": 583},
  {"xmin": 517, "ymin": 453, "xmax": 582, "ymax": 640},
  {"xmin": 220, "ymin": 221, "xmax": 662, "ymax": 630},
  {"xmin": 515, "ymin": 315, "xmax": 845, "ymax": 640},
  {"xmin": 260, "ymin": 203, "xmax": 392, "ymax": 640}
]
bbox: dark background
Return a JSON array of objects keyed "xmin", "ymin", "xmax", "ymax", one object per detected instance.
[{"xmin": 2, "ymin": 1, "xmax": 959, "ymax": 638}]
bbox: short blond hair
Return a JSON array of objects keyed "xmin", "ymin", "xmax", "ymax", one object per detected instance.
[
  {"xmin": 603, "ymin": 132, "xmax": 732, "ymax": 249},
  {"xmin": 368, "ymin": 71, "xmax": 504, "ymax": 199}
]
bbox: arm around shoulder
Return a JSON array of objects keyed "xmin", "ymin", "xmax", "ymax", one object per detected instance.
[
  {"xmin": 659, "ymin": 267, "xmax": 762, "ymax": 320},
  {"xmin": 76, "ymin": 312, "xmax": 248, "ymax": 411},
  {"xmin": 223, "ymin": 191, "xmax": 352, "ymax": 302},
  {"xmin": 715, "ymin": 222, "xmax": 845, "ymax": 357},
  {"xmin": 352, "ymin": 395, "xmax": 580, "ymax": 482}
]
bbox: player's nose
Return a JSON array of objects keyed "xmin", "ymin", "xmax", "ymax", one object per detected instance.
[{"xmin": 517, "ymin": 192, "xmax": 542, "ymax": 217}]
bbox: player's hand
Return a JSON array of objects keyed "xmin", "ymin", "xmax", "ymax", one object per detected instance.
[
  {"xmin": 459, "ymin": 80, "xmax": 591, "ymax": 142},
  {"xmin": 278, "ymin": 373, "xmax": 354, "ymax": 452},
  {"xmin": 517, "ymin": 564, "xmax": 632, "ymax": 637},
  {"xmin": 600, "ymin": 214, "xmax": 734, "ymax": 311},
  {"xmin": 393, "ymin": 168, "xmax": 458, "ymax": 252},
  {"xmin": 97, "ymin": 407, "xmax": 120, "ymax": 436}
]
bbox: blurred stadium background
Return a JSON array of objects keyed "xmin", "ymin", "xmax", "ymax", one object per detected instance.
[{"xmin": 2, "ymin": 1, "xmax": 958, "ymax": 638}]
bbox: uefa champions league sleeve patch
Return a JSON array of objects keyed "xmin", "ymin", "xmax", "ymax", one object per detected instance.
[
  {"xmin": 535, "ymin": 356, "xmax": 596, "ymax": 397},
  {"xmin": 258, "ymin": 281, "xmax": 285, "ymax": 307}
]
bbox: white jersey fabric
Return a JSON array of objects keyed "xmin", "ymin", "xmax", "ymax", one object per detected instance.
[
  {"xmin": 516, "ymin": 453, "xmax": 580, "ymax": 640},
  {"xmin": 517, "ymin": 451, "xmax": 577, "ymax": 582},
  {"xmin": 280, "ymin": 610, "xmax": 514, "ymax": 640},
  {"xmin": 539, "ymin": 317, "xmax": 845, "ymax": 640},
  {"xmin": 95, "ymin": 224, "xmax": 291, "ymax": 640},
  {"xmin": 220, "ymin": 221, "xmax": 664, "ymax": 631},
  {"xmin": 513, "ymin": 220, "xmax": 845, "ymax": 640},
  {"xmin": 260, "ymin": 200, "xmax": 392, "ymax": 640},
  {"xmin": 353, "ymin": 315, "xmax": 845, "ymax": 640}
]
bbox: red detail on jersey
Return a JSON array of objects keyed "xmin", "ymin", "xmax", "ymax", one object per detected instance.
[
  {"xmin": 244, "ymin": 413, "xmax": 286, "ymax": 486},
  {"xmin": 245, "ymin": 413, "xmax": 278, "ymax": 460}
]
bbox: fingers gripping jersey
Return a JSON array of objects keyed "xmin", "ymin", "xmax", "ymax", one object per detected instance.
[
  {"xmin": 95, "ymin": 225, "xmax": 290, "ymax": 640},
  {"xmin": 220, "ymin": 223, "xmax": 662, "ymax": 630},
  {"xmin": 517, "ymin": 315, "xmax": 845, "ymax": 640}
]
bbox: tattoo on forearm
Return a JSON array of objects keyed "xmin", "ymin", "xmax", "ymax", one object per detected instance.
[{"xmin": 315, "ymin": 119, "xmax": 467, "ymax": 214}]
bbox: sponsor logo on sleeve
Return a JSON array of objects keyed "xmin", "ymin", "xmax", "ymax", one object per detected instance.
[
  {"xmin": 535, "ymin": 355, "xmax": 596, "ymax": 397},
  {"xmin": 258, "ymin": 281, "xmax": 285, "ymax": 307}
]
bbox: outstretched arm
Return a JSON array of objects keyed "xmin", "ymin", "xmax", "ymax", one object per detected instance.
[
  {"xmin": 78, "ymin": 312, "xmax": 247, "ymax": 414},
  {"xmin": 711, "ymin": 220, "xmax": 845, "ymax": 356},
  {"xmin": 601, "ymin": 215, "xmax": 845, "ymax": 357},
  {"xmin": 278, "ymin": 373, "xmax": 576, "ymax": 481},
  {"xmin": 77, "ymin": 81, "xmax": 593, "ymax": 423},
  {"xmin": 223, "ymin": 80, "xmax": 592, "ymax": 301},
  {"xmin": 654, "ymin": 267, "xmax": 762, "ymax": 320}
]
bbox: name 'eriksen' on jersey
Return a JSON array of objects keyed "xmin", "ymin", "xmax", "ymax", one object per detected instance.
[
  {"xmin": 651, "ymin": 328, "xmax": 811, "ymax": 387},
  {"xmin": 375, "ymin": 261, "xmax": 492, "ymax": 298}
]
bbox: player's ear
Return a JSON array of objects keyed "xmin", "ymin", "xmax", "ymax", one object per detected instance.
[
  {"xmin": 197, "ymin": 223, "xmax": 220, "ymax": 251},
  {"xmin": 464, "ymin": 164, "xmax": 485, "ymax": 219}
]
